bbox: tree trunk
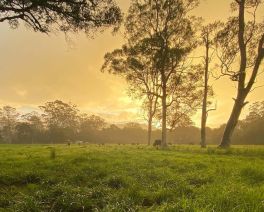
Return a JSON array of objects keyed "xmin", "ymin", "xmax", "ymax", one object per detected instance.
[
  {"xmin": 147, "ymin": 115, "xmax": 152, "ymax": 145},
  {"xmin": 200, "ymin": 105, "xmax": 207, "ymax": 148},
  {"xmin": 201, "ymin": 38, "xmax": 209, "ymax": 148},
  {"xmin": 161, "ymin": 86, "xmax": 167, "ymax": 148},
  {"xmin": 219, "ymin": 1, "xmax": 264, "ymax": 148},
  {"xmin": 219, "ymin": 92, "xmax": 247, "ymax": 148}
]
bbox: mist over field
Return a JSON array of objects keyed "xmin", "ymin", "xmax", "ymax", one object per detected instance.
[{"xmin": 1, "ymin": 101, "xmax": 264, "ymax": 146}]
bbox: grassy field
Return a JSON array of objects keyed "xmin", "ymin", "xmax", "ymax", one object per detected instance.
[{"xmin": 0, "ymin": 144, "xmax": 264, "ymax": 212}]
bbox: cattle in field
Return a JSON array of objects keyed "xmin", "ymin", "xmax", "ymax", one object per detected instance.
[
  {"xmin": 75, "ymin": 141, "xmax": 84, "ymax": 145},
  {"xmin": 153, "ymin": 139, "xmax": 162, "ymax": 147}
]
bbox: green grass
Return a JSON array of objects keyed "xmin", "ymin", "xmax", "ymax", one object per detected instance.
[{"xmin": 0, "ymin": 144, "xmax": 264, "ymax": 211}]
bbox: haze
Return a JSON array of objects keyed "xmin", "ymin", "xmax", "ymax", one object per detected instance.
[{"xmin": 0, "ymin": 0, "xmax": 263, "ymax": 128}]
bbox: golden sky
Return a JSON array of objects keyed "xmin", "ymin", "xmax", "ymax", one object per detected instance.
[{"xmin": 0, "ymin": 0, "xmax": 263, "ymax": 127}]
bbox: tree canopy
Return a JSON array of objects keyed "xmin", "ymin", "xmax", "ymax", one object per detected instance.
[
  {"xmin": 103, "ymin": 0, "xmax": 202, "ymax": 146},
  {"xmin": 0, "ymin": 0, "xmax": 122, "ymax": 33}
]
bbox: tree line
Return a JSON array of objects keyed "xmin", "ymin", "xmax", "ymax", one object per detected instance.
[
  {"xmin": 0, "ymin": 100, "xmax": 107, "ymax": 144},
  {"xmin": 0, "ymin": 100, "xmax": 263, "ymax": 145}
]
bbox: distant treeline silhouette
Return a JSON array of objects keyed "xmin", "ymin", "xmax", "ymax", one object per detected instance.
[{"xmin": 0, "ymin": 100, "xmax": 263, "ymax": 145}]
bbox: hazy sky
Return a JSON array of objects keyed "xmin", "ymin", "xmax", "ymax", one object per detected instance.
[{"xmin": 0, "ymin": 0, "xmax": 263, "ymax": 128}]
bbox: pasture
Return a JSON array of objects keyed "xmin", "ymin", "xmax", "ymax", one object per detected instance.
[{"xmin": 0, "ymin": 144, "xmax": 264, "ymax": 211}]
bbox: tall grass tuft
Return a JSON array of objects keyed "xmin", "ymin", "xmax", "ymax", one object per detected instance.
[{"xmin": 50, "ymin": 148, "xmax": 56, "ymax": 160}]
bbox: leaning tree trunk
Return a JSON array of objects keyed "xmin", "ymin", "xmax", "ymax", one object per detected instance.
[
  {"xmin": 220, "ymin": 0, "xmax": 264, "ymax": 148},
  {"xmin": 220, "ymin": 91, "xmax": 247, "ymax": 148}
]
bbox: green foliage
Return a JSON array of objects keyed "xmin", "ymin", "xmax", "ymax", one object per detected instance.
[{"xmin": 0, "ymin": 145, "xmax": 264, "ymax": 211}]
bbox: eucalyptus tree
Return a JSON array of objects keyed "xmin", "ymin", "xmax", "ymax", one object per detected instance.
[
  {"xmin": 199, "ymin": 23, "xmax": 219, "ymax": 148},
  {"xmin": 39, "ymin": 100, "xmax": 79, "ymax": 142},
  {"xmin": 124, "ymin": 0, "xmax": 201, "ymax": 147},
  {"xmin": 215, "ymin": 0, "xmax": 264, "ymax": 148},
  {"xmin": 102, "ymin": 44, "xmax": 160, "ymax": 145},
  {"xmin": 0, "ymin": 0, "xmax": 121, "ymax": 33}
]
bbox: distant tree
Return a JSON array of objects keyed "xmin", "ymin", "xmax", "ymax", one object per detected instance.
[
  {"xmin": 78, "ymin": 114, "xmax": 106, "ymax": 142},
  {"xmin": 216, "ymin": 0, "xmax": 264, "ymax": 147},
  {"xmin": 79, "ymin": 114, "xmax": 106, "ymax": 131},
  {"xmin": 14, "ymin": 122, "xmax": 33, "ymax": 144},
  {"xmin": 100, "ymin": 124, "xmax": 122, "ymax": 144},
  {"xmin": 108, "ymin": 124, "xmax": 120, "ymax": 131},
  {"xmin": 0, "ymin": 0, "xmax": 121, "ymax": 33},
  {"xmin": 20, "ymin": 111, "xmax": 44, "ymax": 143},
  {"xmin": 245, "ymin": 101, "xmax": 264, "ymax": 122},
  {"xmin": 230, "ymin": 101, "xmax": 264, "ymax": 145},
  {"xmin": 124, "ymin": 122, "xmax": 142, "ymax": 129},
  {"xmin": 0, "ymin": 106, "xmax": 19, "ymax": 143},
  {"xmin": 170, "ymin": 126, "xmax": 200, "ymax": 144},
  {"xmin": 40, "ymin": 100, "xmax": 79, "ymax": 143},
  {"xmin": 21, "ymin": 111, "xmax": 43, "ymax": 131},
  {"xmin": 123, "ymin": 122, "xmax": 145, "ymax": 144}
]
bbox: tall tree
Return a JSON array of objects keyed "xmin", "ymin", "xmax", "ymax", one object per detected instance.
[
  {"xmin": 216, "ymin": 0, "xmax": 264, "ymax": 148},
  {"xmin": 0, "ymin": 0, "xmax": 121, "ymax": 33},
  {"xmin": 102, "ymin": 44, "xmax": 160, "ymax": 145},
  {"xmin": 124, "ymin": 0, "xmax": 200, "ymax": 147},
  {"xmin": 200, "ymin": 27, "xmax": 210, "ymax": 148},
  {"xmin": 199, "ymin": 23, "xmax": 218, "ymax": 148}
]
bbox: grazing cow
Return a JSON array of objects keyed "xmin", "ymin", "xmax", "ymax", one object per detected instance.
[
  {"xmin": 66, "ymin": 139, "xmax": 71, "ymax": 146},
  {"xmin": 153, "ymin": 139, "xmax": 162, "ymax": 147},
  {"xmin": 76, "ymin": 141, "xmax": 84, "ymax": 145}
]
